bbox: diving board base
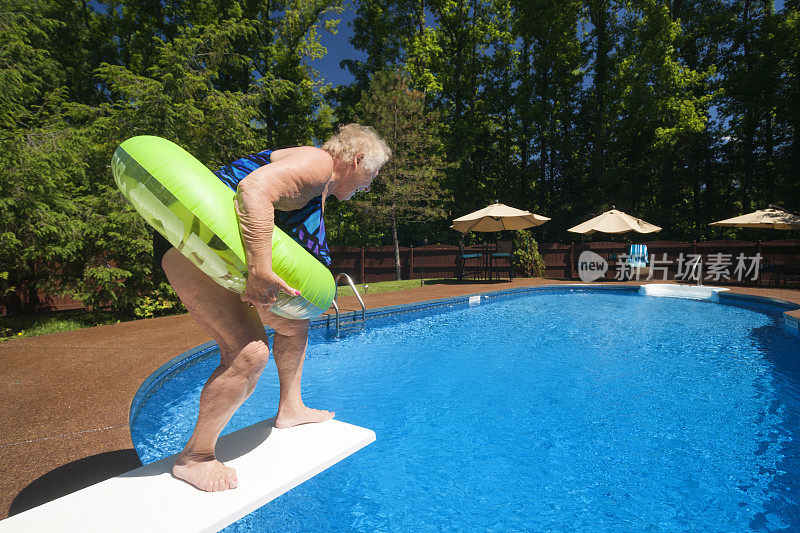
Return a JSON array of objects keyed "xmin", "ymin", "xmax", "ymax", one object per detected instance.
[{"xmin": 0, "ymin": 419, "xmax": 375, "ymax": 533}]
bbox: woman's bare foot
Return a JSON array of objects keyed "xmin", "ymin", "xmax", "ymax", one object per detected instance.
[
  {"xmin": 274, "ymin": 406, "xmax": 335, "ymax": 428},
  {"xmin": 173, "ymin": 451, "xmax": 238, "ymax": 492}
]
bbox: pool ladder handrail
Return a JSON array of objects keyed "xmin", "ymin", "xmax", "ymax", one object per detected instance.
[
  {"xmin": 690, "ymin": 260, "xmax": 703, "ymax": 286},
  {"xmin": 331, "ymin": 273, "xmax": 366, "ymax": 335}
]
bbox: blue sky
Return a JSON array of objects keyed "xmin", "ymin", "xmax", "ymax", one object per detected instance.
[{"xmin": 309, "ymin": 7, "xmax": 362, "ymax": 87}]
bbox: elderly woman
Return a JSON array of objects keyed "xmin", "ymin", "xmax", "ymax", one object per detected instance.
[{"xmin": 155, "ymin": 124, "xmax": 391, "ymax": 492}]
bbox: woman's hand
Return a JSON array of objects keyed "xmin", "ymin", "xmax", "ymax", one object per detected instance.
[{"xmin": 241, "ymin": 270, "xmax": 300, "ymax": 310}]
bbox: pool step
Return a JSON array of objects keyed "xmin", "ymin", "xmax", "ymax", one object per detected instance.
[
  {"xmin": 336, "ymin": 313, "xmax": 366, "ymax": 333},
  {"xmin": 331, "ymin": 273, "xmax": 367, "ymax": 336},
  {"xmin": 639, "ymin": 283, "xmax": 729, "ymax": 301},
  {"xmin": 0, "ymin": 418, "xmax": 375, "ymax": 533}
]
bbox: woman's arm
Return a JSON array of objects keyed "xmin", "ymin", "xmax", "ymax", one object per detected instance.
[{"xmin": 234, "ymin": 146, "xmax": 334, "ymax": 308}]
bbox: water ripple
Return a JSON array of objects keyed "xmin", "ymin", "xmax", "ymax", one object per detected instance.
[{"xmin": 131, "ymin": 292, "xmax": 800, "ymax": 531}]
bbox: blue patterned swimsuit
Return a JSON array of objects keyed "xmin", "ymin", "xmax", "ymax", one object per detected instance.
[{"xmin": 214, "ymin": 149, "xmax": 332, "ymax": 266}]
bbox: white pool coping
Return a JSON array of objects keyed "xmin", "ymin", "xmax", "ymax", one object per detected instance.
[
  {"xmin": 0, "ymin": 418, "xmax": 375, "ymax": 533},
  {"xmin": 639, "ymin": 283, "xmax": 730, "ymax": 301}
]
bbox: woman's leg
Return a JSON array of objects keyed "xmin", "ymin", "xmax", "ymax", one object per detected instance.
[
  {"xmin": 161, "ymin": 248, "xmax": 269, "ymax": 492},
  {"xmin": 262, "ymin": 314, "xmax": 335, "ymax": 428}
]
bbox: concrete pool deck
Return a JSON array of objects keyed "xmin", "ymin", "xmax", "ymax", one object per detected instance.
[{"xmin": 2, "ymin": 278, "xmax": 800, "ymax": 520}]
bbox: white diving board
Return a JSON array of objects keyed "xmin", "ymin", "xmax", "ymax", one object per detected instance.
[{"xmin": 0, "ymin": 419, "xmax": 375, "ymax": 533}]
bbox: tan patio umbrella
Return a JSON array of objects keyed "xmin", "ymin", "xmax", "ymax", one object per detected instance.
[
  {"xmin": 568, "ymin": 209, "xmax": 662, "ymax": 234},
  {"xmin": 450, "ymin": 202, "xmax": 550, "ymax": 233},
  {"xmin": 709, "ymin": 207, "xmax": 800, "ymax": 230}
]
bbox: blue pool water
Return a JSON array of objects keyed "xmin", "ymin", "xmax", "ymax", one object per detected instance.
[{"xmin": 131, "ymin": 289, "xmax": 800, "ymax": 531}]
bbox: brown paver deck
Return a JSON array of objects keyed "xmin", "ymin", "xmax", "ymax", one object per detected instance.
[{"xmin": 2, "ymin": 278, "xmax": 800, "ymax": 519}]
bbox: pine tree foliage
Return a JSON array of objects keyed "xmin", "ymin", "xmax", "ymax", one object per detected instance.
[
  {"xmin": 0, "ymin": 0, "xmax": 341, "ymax": 314},
  {"xmin": 0, "ymin": 1, "xmax": 92, "ymax": 312},
  {"xmin": 341, "ymin": 0, "xmax": 798, "ymax": 243},
  {"xmin": 2, "ymin": 0, "xmax": 800, "ymax": 313},
  {"xmin": 352, "ymin": 70, "xmax": 449, "ymax": 279}
]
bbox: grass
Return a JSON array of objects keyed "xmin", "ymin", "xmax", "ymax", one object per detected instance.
[
  {"xmin": 1, "ymin": 278, "xmax": 448, "ymax": 341},
  {"xmin": 0, "ymin": 310, "xmax": 122, "ymax": 342},
  {"xmin": 333, "ymin": 278, "xmax": 438, "ymax": 297}
]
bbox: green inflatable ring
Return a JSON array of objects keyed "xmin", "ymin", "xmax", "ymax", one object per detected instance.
[{"xmin": 111, "ymin": 136, "xmax": 335, "ymax": 320}]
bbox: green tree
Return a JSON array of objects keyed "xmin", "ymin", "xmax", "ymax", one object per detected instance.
[
  {"xmin": 776, "ymin": 1, "xmax": 800, "ymax": 208},
  {"xmin": 609, "ymin": 0, "xmax": 715, "ymax": 233},
  {"xmin": 354, "ymin": 70, "xmax": 449, "ymax": 279},
  {"xmin": 432, "ymin": 0, "xmax": 495, "ymax": 216},
  {"xmin": 45, "ymin": 21, "xmax": 265, "ymax": 315},
  {"xmin": 43, "ymin": 0, "xmax": 117, "ymax": 105},
  {"xmin": 0, "ymin": 1, "xmax": 90, "ymax": 313},
  {"xmin": 1, "ymin": 0, "xmax": 346, "ymax": 315},
  {"xmin": 513, "ymin": 0, "xmax": 583, "ymax": 236}
]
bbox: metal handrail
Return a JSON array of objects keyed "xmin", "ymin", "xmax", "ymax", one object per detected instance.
[
  {"xmin": 690, "ymin": 260, "xmax": 703, "ymax": 286},
  {"xmin": 332, "ymin": 273, "xmax": 366, "ymax": 334}
]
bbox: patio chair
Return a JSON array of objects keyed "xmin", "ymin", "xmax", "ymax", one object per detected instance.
[
  {"xmin": 759, "ymin": 262, "xmax": 778, "ymax": 286},
  {"xmin": 776, "ymin": 257, "xmax": 800, "ymax": 287},
  {"xmin": 490, "ymin": 240, "xmax": 514, "ymax": 281},
  {"xmin": 628, "ymin": 244, "xmax": 650, "ymax": 279},
  {"xmin": 457, "ymin": 243, "xmax": 484, "ymax": 281}
]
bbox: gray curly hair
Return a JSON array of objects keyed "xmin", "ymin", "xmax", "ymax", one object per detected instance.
[{"xmin": 322, "ymin": 123, "xmax": 391, "ymax": 173}]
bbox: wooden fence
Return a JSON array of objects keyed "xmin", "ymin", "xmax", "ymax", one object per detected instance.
[
  {"xmin": 331, "ymin": 239, "xmax": 800, "ymax": 284},
  {"xmin": 4, "ymin": 239, "xmax": 800, "ymax": 314},
  {"xmin": 330, "ymin": 245, "xmax": 474, "ymax": 283},
  {"xmin": 539, "ymin": 239, "xmax": 800, "ymax": 281}
]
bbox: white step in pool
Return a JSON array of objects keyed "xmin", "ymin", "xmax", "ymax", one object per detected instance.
[
  {"xmin": 0, "ymin": 419, "xmax": 375, "ymax": 533},
  {"xmin": 639, "ymin": 283, "xmax": 730, "ymax": 301}
]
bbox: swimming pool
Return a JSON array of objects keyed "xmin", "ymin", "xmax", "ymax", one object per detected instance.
[{"xmin": 130, "ymin": 287, "xmax": 800, "ymax": 531}]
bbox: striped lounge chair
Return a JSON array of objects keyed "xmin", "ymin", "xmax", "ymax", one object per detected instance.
[{"xmin": 628, "ymin": 244, "xmax": 649, "ymax": 268}]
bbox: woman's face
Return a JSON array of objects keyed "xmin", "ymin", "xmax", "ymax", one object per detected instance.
[
  {"xmin": 335, "ymin": 160, "xmax": 379, "ymax": 200},
  {"xmin": 354, "ymin": 168, "xmax": 378, "ymax": 194}
]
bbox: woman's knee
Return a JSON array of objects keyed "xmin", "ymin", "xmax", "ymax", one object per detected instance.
[{"xmin": 226, "ymin": 340, "xmax": 270, "ymax": 377}]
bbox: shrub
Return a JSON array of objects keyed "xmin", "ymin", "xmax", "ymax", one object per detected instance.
[
  {"xmin": 133, "ymin": 282, "xmax": 186, "ymax": 319},
  {"xmin": 512, "ymin": 230, "xmax": 546, "ymax": 277}
]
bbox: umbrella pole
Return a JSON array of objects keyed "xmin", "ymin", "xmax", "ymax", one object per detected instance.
[
  {"xmin": 421, "ymin": 237, "xmax": 427, "ymax": 287},
  {"xmin": 457, "ymin": 233, "xmax": 465, "ymax": 282}
]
